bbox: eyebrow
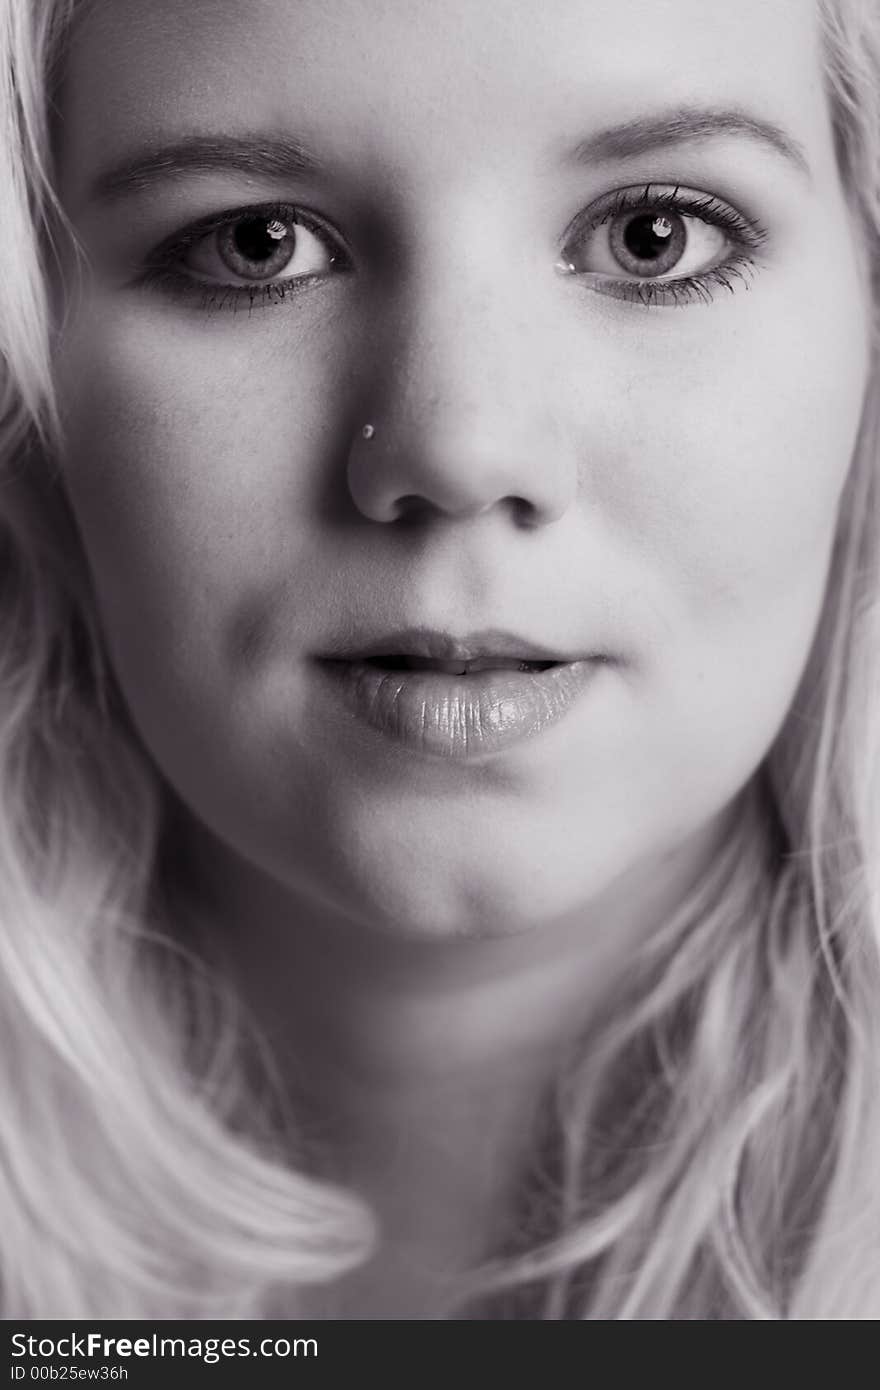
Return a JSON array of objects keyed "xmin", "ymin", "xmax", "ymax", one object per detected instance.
[
  {"xmin": 568, "ymin": 105, "xmax": 810, "ymax": 176},
  {"xmin": 88, "ymin": 134, "xmax": 324, "ymax": 204},
  {"xmin": 86, "ymin": 103, "xmax": 809, "ymax": 207}
]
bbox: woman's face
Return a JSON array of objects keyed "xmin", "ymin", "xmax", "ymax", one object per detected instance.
[{"xmin": 55, "ymin": 0, "xmax": 868, "ymax": 939}]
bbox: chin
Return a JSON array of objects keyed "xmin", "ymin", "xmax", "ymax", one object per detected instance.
[{"xmin": 325, "ymin": 852, "xmax": 592, "ymax": 943}]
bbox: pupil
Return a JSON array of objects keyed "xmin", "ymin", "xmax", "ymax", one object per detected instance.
[
  {"xmin": 233, "ymin": 217, "xmax": 289, "ymax": 263},
  {"xmin": 624, "ymin": 212, "xmax": 675, "ymax": 262}
]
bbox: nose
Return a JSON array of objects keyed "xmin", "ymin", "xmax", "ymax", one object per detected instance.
[{"xmin": 346, "ymin": 273, "xmax": 579, "ymax": 527}]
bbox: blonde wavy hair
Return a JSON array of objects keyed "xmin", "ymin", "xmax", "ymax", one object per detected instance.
[{"xmin": 1, "ymin": 0, "xmax": 879, "ymax": 1320}]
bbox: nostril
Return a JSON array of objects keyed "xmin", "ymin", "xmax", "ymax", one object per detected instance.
[
  {"xmin": 510, "ymin": 496, "xmax": 543, "ymax": 528},
  {"xmin": 387, "ymin": 494, "xmax": 534, "ymax": 526},
  {"xmin": 394, "ymin": 494, "xmax": 432, "ymax": 522}
]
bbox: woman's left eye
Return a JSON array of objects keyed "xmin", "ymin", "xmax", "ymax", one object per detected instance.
[
  {"xmin": 571, "ymin": 207, "xmax": 727, "ymax": 281},
  {"xmin": 558, "ymin": 186, "xmax": 768, "ymax": 305}
]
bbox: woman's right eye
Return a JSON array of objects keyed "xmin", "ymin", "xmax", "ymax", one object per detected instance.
[
  {"xmin": 180, "ymin": 209, "xmax": 343, "ymax": 286},
  {"xmin": 138, "ymin": 203, "xmax": 350, "ymax": 308}
]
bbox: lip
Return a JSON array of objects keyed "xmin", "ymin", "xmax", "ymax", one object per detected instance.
[
  {"xmin": 318, "ymin": 626, "xmax": 581, "ymax": 665},
  {"xmin": 315, "ymin": 628, "xmax": 609, "ymax": 760}
]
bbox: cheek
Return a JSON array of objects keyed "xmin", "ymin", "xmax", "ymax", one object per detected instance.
[
  {"xmin": 595, "ymin": 280, "xmax": 867, "ymax": 642},
  {"xmin": 54, "ymin": 302, "xmax": 353, "ymax": 674}
]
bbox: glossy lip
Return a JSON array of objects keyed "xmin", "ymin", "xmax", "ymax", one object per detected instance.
[{"xmin": 315, "ymin": 627, "xmax": 610, "ymax": 760}]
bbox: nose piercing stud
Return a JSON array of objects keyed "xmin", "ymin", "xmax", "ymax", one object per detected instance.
[{"xmin": 361, "ymin": 423, "xmax": 375, "ymax": 440}]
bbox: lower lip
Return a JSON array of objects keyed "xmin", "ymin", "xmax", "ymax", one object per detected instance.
[{"xmin": 315, "ymin": 658, "xmax": 607, "ymax": 760}]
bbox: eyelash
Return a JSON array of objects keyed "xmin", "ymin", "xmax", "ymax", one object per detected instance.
[{"xmin": 136, "ymin": 184, "xmax": 769, "ymax": 315}]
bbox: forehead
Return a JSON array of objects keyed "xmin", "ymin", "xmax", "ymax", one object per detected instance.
[{"xmin": 59, "ymin": 0, "xmax": 827, "ymax": 183}]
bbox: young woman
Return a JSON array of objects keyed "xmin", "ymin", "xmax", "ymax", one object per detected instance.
[{"xmin": 1, "ymin": 0, "xmax": 879, "ymax": 1319}]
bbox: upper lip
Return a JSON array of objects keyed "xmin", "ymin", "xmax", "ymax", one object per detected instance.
[{"xmin": 317, "ymin": 626, "xmax": 585, "ymax": 664}]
